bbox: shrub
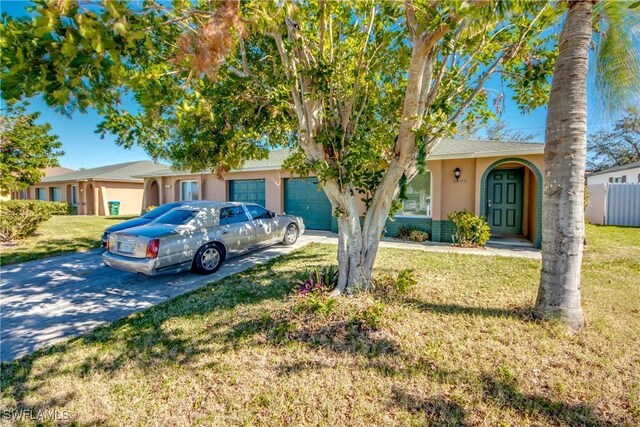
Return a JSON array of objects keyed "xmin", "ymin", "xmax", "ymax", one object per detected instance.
[
  {"xmin": 294, "ymin": 293, "xmax": 337, "ymax": 316},
  {"xmin": 45, "ymin": 201, "xmax": 75, "ymax": 215},
  {"xmin": 373, "ymin": 268, "xmax": 418, "ymax": 300},
  {"xmin": 448, "ymin": 209, "xmax": 491, "ymax": 247},
  {"xmin": 293, "ymin": 265, "xmax": 339, "ymax": 295},
  {"xmin": 397, "ymin": 225, "xmax": 429, "ymax": 242},
  {"xmin": 349, "ymin": 301, "xmax": 386, "ymax": 330},
  {"xmin": 0, "ymin": 200, "xmax": 53, "ymax": 241}
]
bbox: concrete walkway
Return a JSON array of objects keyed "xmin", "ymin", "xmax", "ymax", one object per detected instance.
[
  {"xmin": 320, "ymin": 235, "xmax": 541, "ymax": 260},
  {"xmin": 0, "ymin": 232, "xmax": 538, "ymax": 362}
]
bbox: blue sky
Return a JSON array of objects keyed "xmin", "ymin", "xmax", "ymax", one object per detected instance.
[{"xmin": 1, "ymin": 1, "xmax": 621, "ymax": 170}]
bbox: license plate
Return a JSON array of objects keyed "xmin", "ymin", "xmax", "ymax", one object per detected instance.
[{"xmin": 118, "ymin": 242, "xmax": 134, "ymax": 254}]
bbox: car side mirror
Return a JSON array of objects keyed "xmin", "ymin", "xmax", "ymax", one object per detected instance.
[{"xmin": 269, "ymin": 210, "xmax": 276, "ymax": 218}]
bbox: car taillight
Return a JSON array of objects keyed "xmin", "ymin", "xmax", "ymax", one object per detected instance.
[{"xmin": 146, "ymin": 239, "xmax": 160, "ymax": 259}]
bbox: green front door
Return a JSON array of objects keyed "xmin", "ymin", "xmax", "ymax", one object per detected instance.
[
  {"xmin": 487, "ymin": 169, "xmax": 523, "ymax": 235},
  {"xmin": 229, "ymin": 179, "xmax": 266, "ymax": 207},
  {"xmin": 284, "ymin": 178, "xmax": 333, "ymax": 231}
]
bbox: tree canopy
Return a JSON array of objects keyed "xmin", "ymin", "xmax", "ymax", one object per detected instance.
[
  {"xmin": 588, "ymin": 108, "xmax": 640, "ymax": 171},
  {"xmin": 0, "ymin": 104, "xmax": 63, "ymax": 191},
  {"xmin": 1, "ymin": 0, "xmax": 560, "ymax": 291}
]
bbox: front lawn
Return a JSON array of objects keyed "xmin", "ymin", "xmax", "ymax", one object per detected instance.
[
  {"xmin": 0, "ymin": 215, "xmax": 136, "ymax": 266},
  {"xmin": 1, "ymin": 225, "xmax": 638, "ymax": 425}
]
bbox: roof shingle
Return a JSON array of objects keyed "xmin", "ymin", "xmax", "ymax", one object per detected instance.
[
  {"xmin": 40, "ymin": 161, "xmax": 168, "ymax": 183},
  {"xmin": 133, "ymin": 139, "xmax": 544, "ymax": 178}
]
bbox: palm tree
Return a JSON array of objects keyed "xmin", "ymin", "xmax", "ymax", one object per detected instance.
[{"xmin": 534, "ymin": 0, "xmax": 640, "ymax": 331}]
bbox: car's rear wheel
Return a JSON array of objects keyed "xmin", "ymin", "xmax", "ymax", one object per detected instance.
[
  {"xmin": 282, "ymin": 223, "xmax": 299, "ymax": 246},
  {"xmin": 193, "ymin": 243, "xmax": 224, "ymax": 275}
]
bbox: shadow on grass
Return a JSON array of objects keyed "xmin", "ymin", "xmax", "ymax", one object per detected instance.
[
  {"xmin": 481, "ymin": 374, "xmax": 617, "ymax": 426},
  {"xmin": 407, "ymin": 298, "xmax": 532, "ymax": 320},
  {"xmin": 392, "ymin": 388, "xmax": 467, "ymax": 426},
  {"xmin": 0, "ymin": 248, "xmax": 328, "ymax": 414}
]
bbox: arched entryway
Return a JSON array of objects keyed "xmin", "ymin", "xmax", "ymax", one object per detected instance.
[
  {"xmin": 146, "ymin": 179, "xmax": 160, "ymax": 209},
  {"xmin": 480, "ymin": 158, "xmax": 542, "ymax": 248},
  {"xmin": 86, "ymin": 184, "xmax": 95, "ymax": 215}
]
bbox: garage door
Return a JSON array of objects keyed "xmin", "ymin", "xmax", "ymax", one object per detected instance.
[
  {"xmin": 229, "ymin": 179, "xmax": 266, "ymax": 207},
  {"xmin": 284, "ymin": 178, "xmax": 333, "ymax": 231}
]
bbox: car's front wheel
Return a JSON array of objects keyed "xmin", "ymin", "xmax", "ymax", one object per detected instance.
[
  {"xmin": 193, "ymin": 243, "xmax": 224, "ymax": 275},
  {"xmin": 282, "ymin": 223, "xmax": 299, "ymax": 246}
]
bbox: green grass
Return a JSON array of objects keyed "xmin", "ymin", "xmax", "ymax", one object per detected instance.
[
  {"xmin": 0, "ymin": 215, "xmax": 137, "ymax": 266},
  {"xmin": 1, "ymin": 224, "xmax": 638, "ymax": 426}
]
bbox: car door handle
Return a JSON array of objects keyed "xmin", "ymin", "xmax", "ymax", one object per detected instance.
[{"xmin": 257, "ymin": 224, "xmax": 264, "ymax": 228}]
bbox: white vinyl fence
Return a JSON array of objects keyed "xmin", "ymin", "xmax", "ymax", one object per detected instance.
[{"xmin": 586, "ymin": 183, "xmax": 640, "ymax": 226}]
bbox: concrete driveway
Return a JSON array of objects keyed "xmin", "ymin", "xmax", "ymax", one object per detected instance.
[{"xmin": 0, "ymin": 233, "xmax": 332, "ymax": 362}]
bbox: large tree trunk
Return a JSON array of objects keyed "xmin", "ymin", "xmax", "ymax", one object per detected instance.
[{"xmin": 534, "ymin": 0, "xmax": 592, "ymax": 331}]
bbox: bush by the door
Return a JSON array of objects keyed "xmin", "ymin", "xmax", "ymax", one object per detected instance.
[{"xmin": 448, "ymin": 209, "xmax": 491, "ymax": 247}]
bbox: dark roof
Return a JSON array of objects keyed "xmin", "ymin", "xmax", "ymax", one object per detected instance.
[
  {"xmin": 40, "ymin": 161, "xmax": 168, "ymax": 183},
  {"xmin": 134, "ymin": 139, "xmax": 544, "ymax": 178},
  {"xmin": 588, "ymin": 161, "xmax": 640, "ymax": 177},
  {"xmin": 430, "ymin": 138, "xmax": 543, "ymax": 159}
]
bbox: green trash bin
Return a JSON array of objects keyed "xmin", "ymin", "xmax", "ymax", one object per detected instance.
[{"xmin": 108, "ymin": 201, "xmax": 121, "ymax": 216}]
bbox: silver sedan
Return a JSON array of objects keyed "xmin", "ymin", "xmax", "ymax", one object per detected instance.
[{"xmin": 103, "ymin": 201, "xmax": 305, "ymax": 276}]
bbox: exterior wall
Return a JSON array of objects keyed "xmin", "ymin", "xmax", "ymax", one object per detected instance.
[
  {"xmin": 587, "ymin": 166, "xmax": 640, "ymax": 185},
  {"xmin": 156, "ymin": 170, "xmax": 368, "ymax": 216},
  {"xmin": 526, "ymin": 168, "xmax": 539, "ymax": 243},
  {"xmin": 94, "ymin": 181, "xmax": 145, "ymax": 216},
  {"xmin": 435, "ymin": 158, "xmax": 477, "ymax": 219},
  {"xmin": 141, "ymin": 153, "xmax": 544, "ymax": 245}
]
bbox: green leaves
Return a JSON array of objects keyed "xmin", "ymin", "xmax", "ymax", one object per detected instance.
[
  {"xmin": 0, "ymin": 0, "xmax": 560, "ymax": 199},
  {"xmin": 0, "ymin": 105, "xmax": 64, "ymax": 192}
]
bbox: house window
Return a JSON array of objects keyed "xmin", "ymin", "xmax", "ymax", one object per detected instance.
[
  {"xmin": 621, "ymin": 175, "xmax": 627, "ymax": 183},
  {"xmin": 50, "ymin": 187, "xmax": 62, "ymax": 202},
  {"xmin": 70, "ymin": 185, "xmax": 78, "ymax": 205},
  {"xmin": 180, "ymin": 180, "xmax": 199, "ymax": 201},
  {"xmin": 609, "ymin": 177, "xmax": 614, "ymax": 183},
  {"xmin": 397, "ymin": 172, "xmax": 431, "ymax": 218},
  {"xmin": 36, "ymin": 188, "xmax": 46, "ymax": 200}
]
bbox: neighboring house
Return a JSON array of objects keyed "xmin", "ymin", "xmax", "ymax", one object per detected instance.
[
  {"xmin": 6, "ymin": 166, "xmax": 76, "ymax": 201},
  {"xmin": 586, "ymin": 161, "xmax": 640, "ymax": 226},
  {"xmin": 137, "ymin": 139, "xmax": 545, "ymax": 248},
  {"xmin": 16, "ymin": 161, "xmax": 167, "ymax": 216},
  {"xmin": 586, "ymin": 161, "xmax": 640, "ymax": 185}
]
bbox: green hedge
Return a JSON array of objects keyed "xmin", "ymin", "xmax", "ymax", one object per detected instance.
[
  {"xmin": 0, "ymin": 200, "xmax": 57, "ymax": 241},
  {"xmin": 448, "ymin": 209, "xmax": 491, "ymax": 247},
  {"xmin": 44, "ymin": 201, "xmax": 76, "ymax": 215}
]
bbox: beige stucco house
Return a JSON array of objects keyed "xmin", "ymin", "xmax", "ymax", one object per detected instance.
[
  {"xmin": 14, "ymin": 161, "xmax": 167, "ymax": 216},
  {"xmin": 138, "ymin": 139, "xmax": 544, "ymax": 247}
]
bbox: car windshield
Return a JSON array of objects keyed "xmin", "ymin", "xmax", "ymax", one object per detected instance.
[
  {"xmin": 153, "ymin": 209, "xmax": 198, "ymax": 225},
  {"xmin": 143, "ymin": 203, "xmax": 182, "ymax": 220}
]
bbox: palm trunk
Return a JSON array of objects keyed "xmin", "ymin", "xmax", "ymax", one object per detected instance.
[{"xmin": 534, "ymin": 0, "xmax": 592, "ymax": 330}]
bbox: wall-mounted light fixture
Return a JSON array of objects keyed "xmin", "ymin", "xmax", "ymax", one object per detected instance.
[
  {"xmin": 164, "ymin": 184, "xmax": 172, "ymax": 188},
  {"xmin": 454, "ymin": 167, "xmax": 462, "ymax": 182}
]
